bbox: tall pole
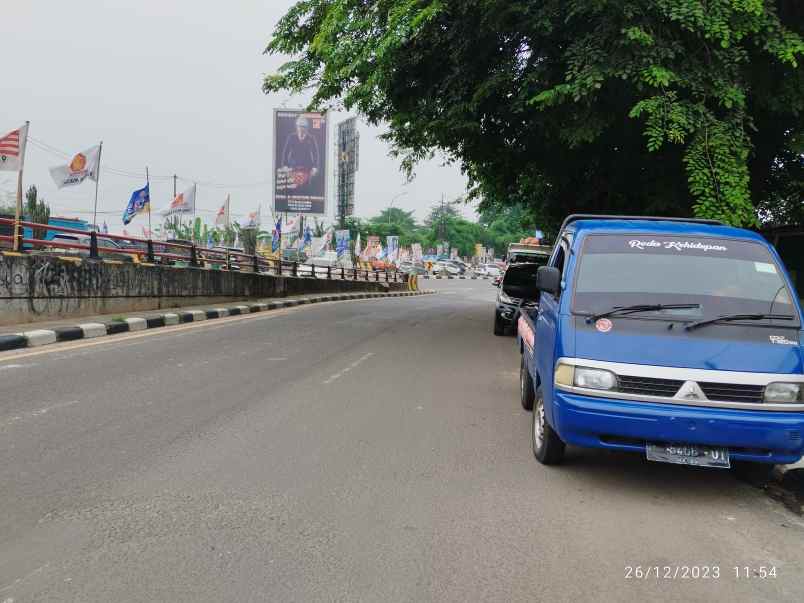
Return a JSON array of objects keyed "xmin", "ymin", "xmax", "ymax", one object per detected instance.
[
  {"xmin": 173, "ymin": 174, "xmax": 177, "ymax": 199},
  {"xmin": 92, "ymin": 141, "xmax": 103, "ymax": 232},
  {"xmin": 13, "ymin": 121, "xmax": 29, "ymax": 252},
  {"xmin": 146, "ymin": 166, "xmax": 152, "ymax": 236}
]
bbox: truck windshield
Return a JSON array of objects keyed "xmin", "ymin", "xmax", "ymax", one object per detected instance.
[{"xmin": 573, "ymin": 234, "xmax": 799, "ymax": 326}]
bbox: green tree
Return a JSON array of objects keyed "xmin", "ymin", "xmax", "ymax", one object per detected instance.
[
  {"xmin": 265, "ymin": 1, "xmax": 804, "ymax": 229},
  {"xmin": 25, "ymin": 185, "xmax": 50, "ymax": 240}
]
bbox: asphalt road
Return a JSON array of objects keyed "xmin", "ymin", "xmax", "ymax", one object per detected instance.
[{"xmin": 1, "ymin": 279, "xmax": 802, "ymax": 602}]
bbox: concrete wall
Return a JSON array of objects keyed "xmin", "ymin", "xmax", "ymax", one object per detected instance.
[{"xmin": 0, "ymin": 252, "xmax": 404, "ymax": 326}]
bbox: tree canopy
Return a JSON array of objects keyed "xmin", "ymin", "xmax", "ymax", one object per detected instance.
[{"xmin": 265, "ymin": 1, "xmax": 803, "ymax": 231}]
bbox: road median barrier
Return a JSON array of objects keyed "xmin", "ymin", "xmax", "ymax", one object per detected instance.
[{"xmin": 0, "ymin": 290, "xmax": 434, "ymax": 353}]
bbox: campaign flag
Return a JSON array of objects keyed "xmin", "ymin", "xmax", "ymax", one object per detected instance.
[
  {"xmin": 271, "ymin": 216, "xmax": 282, "ymax": 252},
  {"xmin": 354, "ymin": 232, "xmax": 361, "ymax": 258},
  {"xmin": 0, "ymin": 123, "xmax": 29, "ymax": 172},
  {"xmin": 122, "ymin": 183, "xmax": 150, "ymax": 225},
  {"xmin": 49, "ymin": 145, "xmax": 100, "ymax": 188},
  {"xmin": 215, "ymin": 195, "xmax": 230, "ymax": 226},
  {"xmin": 206, "ymin": 231, "xmax": 214, "ymax": 248},
  {"xmin": 386, "ymin": 236, "xmax": 399, "ymax": 263},
  {"xmin": 101, "ymin": 221, "xmax": 109, "ymax": 235},
  {"xmin": 317, "ymin": 228, "xmax": 334, "ymax": 256},
  {"xmin": 335, "ymin": 230, "xmax": 350, "ymax": 258},
  {"xmin": 534, "ymin": 229, "xmax": 544, "ymax": 240},
  {"xmin": 298, "ymin": 224, "xmax": 313, "ymax": 250},
  {"xmin": 243, "ymin": 206, "xmax": 260, "ymax": 229},
  {"xmin": 161, "ymin": 184, "xmax": 196, "ymax": 217}
]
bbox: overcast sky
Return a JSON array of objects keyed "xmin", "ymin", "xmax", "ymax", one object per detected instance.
[{"xmin": 1, "ymin": 0, "xmax": 471, "ymax": 233}]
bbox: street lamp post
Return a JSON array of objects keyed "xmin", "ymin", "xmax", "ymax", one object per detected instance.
[{"xmin": 388, "ymin": 191, "xmax": 409, "ymax": 225}]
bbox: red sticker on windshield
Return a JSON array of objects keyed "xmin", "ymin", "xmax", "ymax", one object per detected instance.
[{"xmin": 595, "ymin": 318, "xmax": 613, "ymax": 333}]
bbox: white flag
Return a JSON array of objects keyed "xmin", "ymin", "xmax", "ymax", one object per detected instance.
[
  {"xmin": 49, "ymin": 145, "xmax": 100, "ymax": 188},
  {"xmin": 161, "ymin": 183, "xmax": 196, "ymax": 217},
  {"xmin": 0, "ymin": 123, "xmax": 29, "ymax": 172},
  {"xmin": 215, "ymin": 195, "xmax": 230, "ymax": 226}
]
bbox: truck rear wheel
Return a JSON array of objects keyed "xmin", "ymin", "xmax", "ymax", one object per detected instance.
[
  {"xmin": 520, "ymin": 356, "xmax": 535, "ymax": 411},
  {"xmin": 533, "ymin": 386, "xmax": 565, "ymax": 465}
]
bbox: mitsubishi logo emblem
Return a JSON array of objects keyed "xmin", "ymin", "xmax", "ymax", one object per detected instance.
[{"xmin": 674, "ymin": 381, "xmax": 708, "ymax": 401}]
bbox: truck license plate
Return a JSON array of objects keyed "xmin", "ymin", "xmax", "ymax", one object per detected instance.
[{"xmin": 646, "ymin": 443, "xmax": 730, "ymax": 468}]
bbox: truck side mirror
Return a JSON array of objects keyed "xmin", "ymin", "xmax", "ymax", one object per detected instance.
[{"xmin": 537, "ymin": 266, "xmax": 561, "ymax": 297}]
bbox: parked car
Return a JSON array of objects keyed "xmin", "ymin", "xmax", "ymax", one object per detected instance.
[
  {"xmin": 48, "ymin": 234, "xmax": 136, "ymax": 262},
  {"xmin": 476, "ymin": 263, "xmax": 502, "ymax": 278},
  {"xmin": 518, "ymin": 214, "xmax": 803, "ymax": 476},
  {"xmin": 310, "ymin": 251, "xmax": 339, "ymax": 268},
  {"xmin": 493, "ymin": 262, "xmax": 540, "ymax": 336},
  {"xmin": 435, "ymin": 260, "xmax": 461, "ymax": 275}
]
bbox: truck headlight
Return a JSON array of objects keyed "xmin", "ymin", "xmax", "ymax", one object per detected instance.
[
  {"xmin": 554, "ymin": 364, "xmax": 618, "ymax": 391},
  {"xmin": 764, "ymin": 382, "xmax": 802, "ymax": 403},
  {"xmin": 574, "ymin": 367, "xmax": 618, "ymax": 390}
]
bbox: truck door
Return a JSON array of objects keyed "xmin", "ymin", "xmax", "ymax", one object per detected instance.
[{"xmin": 535, "ymin": 239, "xmax": 569, "ymax": 412}]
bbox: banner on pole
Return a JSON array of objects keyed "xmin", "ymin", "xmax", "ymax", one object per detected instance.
[
  {"xmin": 273, "ymin": 110, "xmax": 327, "ymax": 215},
  {"xmin": 49, "ymin": 145, "xmax": 100, "ymax": 189},
  {"xmin": 0, "ymin": 123, "xmax": 29, "ymax": 172},
  {"xmin": 161, "ymin": 184, "xmax": 196, "ymax": 217},
  {"xmin": 335, "ymin": 230, "xmax": 350, "ymax": 258},
  {"xmin": 122, "ymin": 183, "xmax": 150, "ymax": 225},
  {"xmin": 386, "ymin": 236, "xmax": 399, "ymax": 263}
]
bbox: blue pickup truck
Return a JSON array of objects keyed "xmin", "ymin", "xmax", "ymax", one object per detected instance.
[{"xmin": 517, "ymin": 215, "xmax": 804, "ymax": 472}]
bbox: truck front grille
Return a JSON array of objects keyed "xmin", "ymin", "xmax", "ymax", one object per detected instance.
[
  {"xmin": 617, "ymin": 375, "xmax": 684, "ymax": 397},
  {"xmin": 616, "ymin": 376, "xmax": 765, "ymax": 403},
  {"xmin": 698, "ymin": 382, "xmax": 764, "ymax": 404}
]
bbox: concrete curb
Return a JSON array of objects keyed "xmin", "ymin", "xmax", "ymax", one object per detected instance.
[{"xmin": 1, "ymin": 290, "xmax": 434, "ymax": 352}]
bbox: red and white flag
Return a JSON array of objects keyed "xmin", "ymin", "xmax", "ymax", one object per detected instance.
[
  {"xmin": 0, "ymin": 123, "xmax": 29, "ymax": 172},
  {"xmin": 215, "ymin": 195, "xmax": 230, "ymax": 226}
]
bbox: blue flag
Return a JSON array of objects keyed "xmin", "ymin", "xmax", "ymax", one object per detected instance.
[
  {"xmin": 272, "ymin": 216, "xmax": 282, "ymax": 252},
  {"xmin": 122, "ymin": 184, "xmax": 150, "ymax": 226}
]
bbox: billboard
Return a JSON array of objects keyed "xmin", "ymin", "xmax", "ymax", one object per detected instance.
[
  {"xmin": 335, "ymin": 117, "xmax": 360, "ymax": 222},
  {"xmin": 274, "ymin": 110, "xmax": 328, "ymax": 214}
]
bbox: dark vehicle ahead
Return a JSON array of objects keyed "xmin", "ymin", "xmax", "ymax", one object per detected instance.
[{"xmin": 493, "ymin": 262, "xmax": 544, "ymax": 336}]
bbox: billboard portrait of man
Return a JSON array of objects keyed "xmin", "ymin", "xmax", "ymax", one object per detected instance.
[{"xmin": 274, "ymin": 110, "xmax": 327, "ymax": 214}]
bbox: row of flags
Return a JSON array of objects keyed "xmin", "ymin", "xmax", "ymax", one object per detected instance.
[{"xmin": 1, "ymin": 122, "xmax": 262, "ymax": 232}]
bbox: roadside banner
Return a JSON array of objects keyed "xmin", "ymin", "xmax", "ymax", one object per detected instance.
[
  {"xmin": 412, "ymin": 243, "xmax": 423, "ymax": 261},
  {"xmin": 271, "ymin": 216, "xmax": 282, "ymax": 252},
  {"xmin": 450, "ymin": 247, "xmax": 458, "ymax": 260},
  {"xmin": 354, "ymin": 232, "xmax": 362, "ymax": 258},
  {"xmin": 335, "ymin": 229, "xmax": 350, "ymax": 258},
  {"xmin": 386, "ymin": 236, "xmax": 399, "ymax": 263}
]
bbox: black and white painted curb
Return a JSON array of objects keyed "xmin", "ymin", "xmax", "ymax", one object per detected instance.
[
  {"xmin": 0, "ymin": 290, "xmax": 434, "ymax": 352},
  {"xmin": 417, "ymin": 274, "xmax": 496, "ymax": 280}
]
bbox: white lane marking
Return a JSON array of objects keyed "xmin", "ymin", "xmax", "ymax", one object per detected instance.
[
  {"xmin": 1, "ymin": 400, "xmax": 80, "ymax": 429},
  {"xmin": 0, "ymin": 563, "xmax": 49, "ymax": 594},
  {"xmin": 323, "ymin": 352, "xmax": 375, "ymax": 385},
  {"xmin": 0, "ymin": 364, "xmax": 34, "ymax": 371}
]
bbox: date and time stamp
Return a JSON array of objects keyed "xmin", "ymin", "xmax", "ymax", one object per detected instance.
[{"xmin": 624, "ymin": 565, "xmax": 779, "ymax": 581}]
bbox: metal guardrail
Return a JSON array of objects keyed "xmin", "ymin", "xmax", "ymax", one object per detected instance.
[{"xmin": 0, "ymin": 218, "xmax": 405, "ymax": 284}]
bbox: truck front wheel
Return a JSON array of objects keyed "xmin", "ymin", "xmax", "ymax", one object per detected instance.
[{"xmin": 532, "ymin": 386, "xmax": 565, "ymax": 465}]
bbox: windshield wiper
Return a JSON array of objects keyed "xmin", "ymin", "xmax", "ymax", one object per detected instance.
[
  {"xmin": 685, "ymin": 313, "xmax": 794, "ymax": 332},
  {"xmin": 586, "ymin": 304, "xmax": 701, "ymax": 323}
]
